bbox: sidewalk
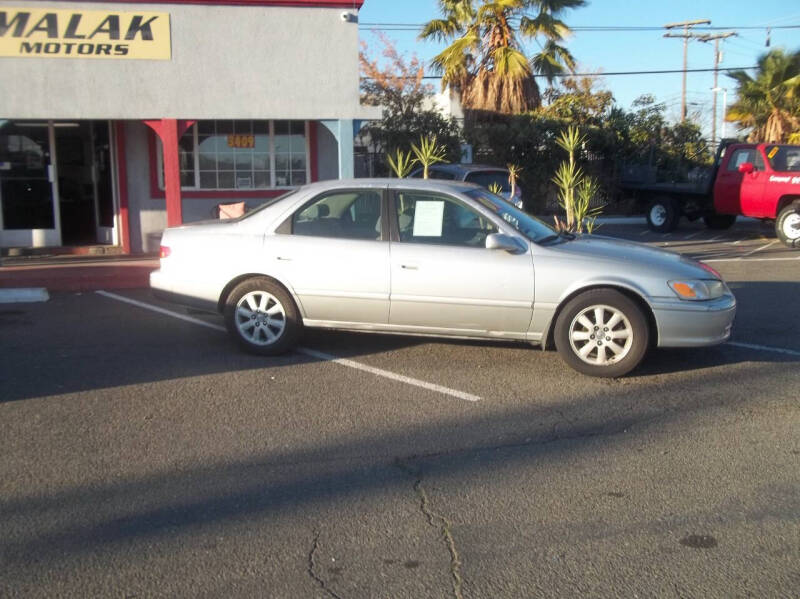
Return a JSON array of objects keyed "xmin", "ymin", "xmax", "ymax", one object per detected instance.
[{"xmin": 0, "ymin": 255, "xmax": 159, "ymax": 292}]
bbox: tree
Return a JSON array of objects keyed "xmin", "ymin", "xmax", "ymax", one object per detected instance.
[
  {"xmin": 539, "ymin": 75, "xmax": 614, "ymax": 126},
  {"xmin": 420, "ymin": 0, "xmax": 586, "ymax": 114},
  {"xmin": 359, "ymin": 34, "xmax": 461, "ymax": 173},
  {"xmin": 726, "ymin": 48, "xmax": 800, "ymax": 143}
]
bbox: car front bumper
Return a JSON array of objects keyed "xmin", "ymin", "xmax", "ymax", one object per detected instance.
[{"xmin": 651, "ymin": 293, "xmax": 737, "ymax": 347}]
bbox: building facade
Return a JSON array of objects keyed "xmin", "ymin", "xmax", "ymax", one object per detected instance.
[{"xmin": 0, "ymin": 0, "xmax": 369, "ymax": 253}]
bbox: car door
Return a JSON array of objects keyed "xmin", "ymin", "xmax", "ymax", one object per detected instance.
[
  {"xmin": 714, "ymin": 147, "xmax": 766, "ymax": 216},
  {"xmin": 388, "ymin": 189, "xmax": 534, "ymax": 337},
  {"xmin": 269, "ymin": 187, "xmax": 390, "ymax": 325}
]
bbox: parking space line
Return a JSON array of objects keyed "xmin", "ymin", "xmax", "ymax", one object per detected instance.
[
  {"xmin": 96, "ymin": 291, "xmax": 482, "ymax": 402},
  {"xmin": 704, "ymin": 256, "xmax": 800, "ymax": 263},
  {"xmin": 682, "ymin": 231, "xmax": 701, "ymax": 240},
  {"xmin": 741, "ymin": 240, "xmax": 777, "ymax": 257},
  {"xmin": 728, "ymin": 342, "xmax": 800, "ymax": 358}
]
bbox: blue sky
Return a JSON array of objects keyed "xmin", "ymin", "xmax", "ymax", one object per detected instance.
[{"xmin": 358, "ymin": 0, "xmax": 800, "ymax": 134}]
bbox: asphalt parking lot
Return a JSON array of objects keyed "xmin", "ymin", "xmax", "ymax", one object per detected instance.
[{"xmin": 1, "ymin": 221, "xmax": 798, "ymax": 598}]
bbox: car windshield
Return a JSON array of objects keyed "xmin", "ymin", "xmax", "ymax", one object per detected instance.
[
  {"xmin": 765, "ymin": 145, "xmax": 800, "ymax": 172},
  {"xmin": 465, "ymin": 188, "xmax": 557, "ymax": 242}
]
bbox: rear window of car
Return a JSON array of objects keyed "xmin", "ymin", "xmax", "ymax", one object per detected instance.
[{"xmin": 464, "ymin": 170, "xmax": 510, "ymax": 191}]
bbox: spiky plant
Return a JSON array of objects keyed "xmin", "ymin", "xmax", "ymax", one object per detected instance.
[
  {"xmin": 553, "ymin": 125, "xmax": 587, "ymax": 229},
  {"xmin": 507, "ymin": 163, "xmax": 523, "ymax": 199},
  {"xmin": 387, "ymin": 148, "xmax": 416, "ymax": 178},
  {"xmin": 488, "ymin": 181, "xmax": 503, "ymax": 194},
  {"xmin": 410, "ymin": 135, "xmax": 447, "ymax": 179}
]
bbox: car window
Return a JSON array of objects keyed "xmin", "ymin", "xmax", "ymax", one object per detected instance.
[
  {"xmin": 394, "ymin": 191, "xmax": 496, "ymax": 248},
  {"xmin": 727, "ymin": 149, "xmax": 760, "ymax": 171},
  {"xmin": 428, "ymin": 168, "xmax": 457, "ymax": 180},
  {"xmin": 464, "ymin": 170, "xmax": 510, "ymax": 192},
  {"xmin": 466, "ymin": 188, "xmax": 556, "ymax": 243},
  {"xmin": 292, "ymin": 190, "xmax": 382, "ymax": 240},
  {"xmin": 765, "ymin": 145, "xmax": 800, "ymax": 172}
]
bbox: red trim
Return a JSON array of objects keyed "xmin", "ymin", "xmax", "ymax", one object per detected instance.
[
  {"xmin": 309, "ymin": 121, "xmax": 318, "ymax": 183},
  {"xmin": 115, "ymin": 121, "xmax": 131, "ymax": 254},
  {"xmin": 39, "ymin": 0, "xmax": 364, "ymax": 7}
]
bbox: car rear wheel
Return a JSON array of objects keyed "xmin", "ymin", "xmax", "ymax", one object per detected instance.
[
  {"xmin": 645, "ymin": 197, "xmax": 679, "ymax": 233},
  {"xmin": 554, "ymin": 289, "xmax": 649, "ymax": 378},
  {"xmin": 703, "ymin": 213, "xmax": 737, "ymax": 230},
  {"xmin": 775, "ymin": 205, "xmax": 800, "ymax": 248},
  {"xmin": 224, "ymin": 277, "xmax": 301, "ymax": 355}
]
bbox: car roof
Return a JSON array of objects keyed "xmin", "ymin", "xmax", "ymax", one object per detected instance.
[
  {"xmin": 427, "ymin": 163, "xmax": 509, "ymax": 174},
  {"xmin": 294, "ymin": 178, "xmax": 483, "ymax": 195}
]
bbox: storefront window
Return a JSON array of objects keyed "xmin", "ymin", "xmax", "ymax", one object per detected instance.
[{"xmin": 157, "ymin": 120, "xmax": 308, "ymax": 190}]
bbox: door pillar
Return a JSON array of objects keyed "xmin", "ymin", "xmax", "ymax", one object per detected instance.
[{"xmin": 144, "ymin": 119, "xmax": 195, "ymax": 227}]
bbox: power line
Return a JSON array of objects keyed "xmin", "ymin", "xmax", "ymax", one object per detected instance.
[
  {"xmin": 364, "ymin": 66, "xmax": 757, "ymax": 81},
  {"xmin": 359, "ymin": 22, "xmax": 800, "ymax": 32}
]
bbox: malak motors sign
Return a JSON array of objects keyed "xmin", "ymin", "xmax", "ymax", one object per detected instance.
[{"xmin": 0, "ymin": 7, "xmax": 171, "ymax": 59}]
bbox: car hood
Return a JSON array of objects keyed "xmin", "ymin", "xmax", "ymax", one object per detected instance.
[{"xmin": 545, "ymin": 234, "xmax": 712, "ymax": 279}]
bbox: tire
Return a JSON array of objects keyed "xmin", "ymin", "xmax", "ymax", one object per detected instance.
[
  {"xmin": 775, "ymin": 205, "xmax": 800, "ymax": 248},
  {"xmin": 224, "ymin": 277, "xmax": 301, "ymax": 355},
  {"xmin": 645, "ymin": 197, "xmax": 679, "ymax": 233},
  {"xmin": 703, "ymin": 213, "xmax": 737, "ymax": 230},
  {"xmin": 554, "ymin": 289, "xmax": 650, "ymax": 378}
]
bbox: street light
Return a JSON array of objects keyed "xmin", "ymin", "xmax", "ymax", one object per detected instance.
[{"xmin": 711, "ymin": 87, "xmax": 728, "ymax": 141}]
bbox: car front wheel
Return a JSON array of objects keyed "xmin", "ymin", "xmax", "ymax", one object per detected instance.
[
  {"xmin": 554, "ymin": 289, "xmax": 649, "ymax": 378},
  {"xmin": 224, "ymin": 277, "xmax": 301, "ymax": 355},
  {"xmin": 775, "ymin": 205, "xmax": 800, "ymax": 248}
]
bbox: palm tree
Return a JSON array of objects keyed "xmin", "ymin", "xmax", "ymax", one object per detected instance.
[
  {"xmin": 420, "ymin": 0, "xmax": 586, "ymax": 114},
  {"xmin": 726, "ymin": 49, "xmax": 800, "ymax": 143}
]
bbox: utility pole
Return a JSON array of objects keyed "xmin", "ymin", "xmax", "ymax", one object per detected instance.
[
  {"xmin": 696, "ymin": 32, "xmax": 737, "ymax": 149},
  {"xmin": 664, "ymin": 19, "xmax": 711, "ymax": 121}
]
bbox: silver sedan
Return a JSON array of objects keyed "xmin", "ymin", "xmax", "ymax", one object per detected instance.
[{"xmin": 150, "ymin": 179, "xmax": 736, "ymax": 377}]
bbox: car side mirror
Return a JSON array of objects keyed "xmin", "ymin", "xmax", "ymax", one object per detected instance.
[
  {"xmin": 737, "ymin": 162, "xmax": 754, "ymax": 174},
  {"xmin": 486, "ymin": 233, "xmax": 527, "ymax": 254}
]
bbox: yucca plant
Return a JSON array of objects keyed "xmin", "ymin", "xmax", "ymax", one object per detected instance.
[
  {"xmin": 488, "ymin": 181, "xmax": 503, "ymax": 195},
  {"xmin": 507, "ymin": 163, "xmax": 523, "ymax": 199},
  {"xmin": 386, "ymin": 148, "xmax": 416, "ymax": 178},
  {"xmin": 553, "ymin": 125, "xmax": 586, "ymax": 230},
  {"xmin": 410, "ymin": 135, "xmax": 447, "ymax": 179},
  {"xmin": 575, "ymin": 177, "xmax": 603, "ymax": 233}
]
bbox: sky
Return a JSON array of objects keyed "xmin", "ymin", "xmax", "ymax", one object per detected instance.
[{"xmin": 357, "ymin": 0, "xmax": 800, "ymax": 137}]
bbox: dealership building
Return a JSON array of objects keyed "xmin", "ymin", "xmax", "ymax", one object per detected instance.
[{"xmin": 0, "ymin": 0, "xmax": 371, "ymax": 253}]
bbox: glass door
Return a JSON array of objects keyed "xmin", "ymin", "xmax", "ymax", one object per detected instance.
[
  {"xmin": 0, "ymin": 120, "xmax": 61, "ymax": 247},
  {"xmin": 92, "ymin": 121, "xmax": 116, "ymax": 245}
]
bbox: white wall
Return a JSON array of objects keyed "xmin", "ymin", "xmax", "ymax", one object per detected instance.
[{"xmin": 0, "ymin": 2, "xmax": 362, "ymax": 120}]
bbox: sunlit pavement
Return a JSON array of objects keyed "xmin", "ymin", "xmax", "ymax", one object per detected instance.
[{"xmin": 1, "ymin": 224, "xmax": 798, "ymax": 598}]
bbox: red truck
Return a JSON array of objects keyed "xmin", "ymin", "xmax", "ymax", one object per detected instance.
[{"xmin": 623, "ymin": 141, "xmax": 800, "ymax": 248}]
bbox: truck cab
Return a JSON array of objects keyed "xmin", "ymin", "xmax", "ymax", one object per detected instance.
[{"xmin": 714, "ymin": 143, "xmax": 800, "ymax": 219}]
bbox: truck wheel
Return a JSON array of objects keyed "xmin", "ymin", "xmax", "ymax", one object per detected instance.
[
  {"xmin": 645, "ymin": 197, "xmax": 679, "ymax": 233},
  {"xmin": 703, "ymin": 214, "xmax": 737, "ymax": 230},
  {"xmin": 775, "ymin": 205, "xmax": 800, "ymax": 248}
]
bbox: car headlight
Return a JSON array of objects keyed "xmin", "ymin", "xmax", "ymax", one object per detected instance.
[{"xmin": 668, "ymin": 279, "xmax": 727, "ymax": 301}]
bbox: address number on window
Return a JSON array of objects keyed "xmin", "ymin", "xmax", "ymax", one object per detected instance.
[{"xmin": 227, "ymin": 134, "xmax": 255, "ymax": 149}]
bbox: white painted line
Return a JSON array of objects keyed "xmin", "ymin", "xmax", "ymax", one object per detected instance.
[
  {"xmin": 639, "ymin": 230, "xmax": 649, "ymax": 236},
  {"xmin": 683, "ymin": 231, "xmax": 701, "ymax": 240},
  {"xmin": 704, "ymin": 256, "xmax": 800, "ymax": 263},
  {"xmin": 96, "ymin": 291, "xmax": 481, "ymax": 402},
  {"xmin": 96, "ymin": 290, "xmax": 226, "ymax": 332},
  {"xmin": 741, "ymin": 240, "xmax": 777, "ymax": 257},
  {"xmin": 728, "ymin": 341, "xmax": 800, "ymax": 358},
  {"xmin": 0, "ymin": 287, "xmax": 49, "ymax": 303},
  {"xmin": 298, "ymin": 347, "xmax": 481, "ymax": 402}
]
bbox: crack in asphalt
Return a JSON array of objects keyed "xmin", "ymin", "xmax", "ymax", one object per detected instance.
[
  {"xmin": 397, "ymin": 460, "xmax": 464, "ymax": 599},
  {"xmin": 308, "ymin": 530, "xmax": 343, "ymax": 599}
]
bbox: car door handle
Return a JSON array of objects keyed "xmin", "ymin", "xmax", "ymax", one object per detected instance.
[
  {"xmin": 276, "ymin": 256, "xmax": 292, "ymax": 261},
  {"xmin": 400, "ymin": 264, "xmax": 418, "ymax": 270}
]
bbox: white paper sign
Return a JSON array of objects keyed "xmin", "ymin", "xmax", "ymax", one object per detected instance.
[{"xmin": 412, "ymin": 201, "xmax": 445, "ymax": 237}]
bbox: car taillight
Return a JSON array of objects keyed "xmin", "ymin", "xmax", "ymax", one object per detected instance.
[{"xmin": 160, "ymin": 246, "xmax": 171, "ymax": 259}]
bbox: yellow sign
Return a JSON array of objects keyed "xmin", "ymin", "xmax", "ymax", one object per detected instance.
[
  {"xmin": 768, "ymin": 146, "xmax": 779, "ymax": 160},
  {"xmin": 227, "ymin": 134, "xmax": 255, "ymax": 149},
  {"xmin": 0, "ymin": 7, "xmax": 171, "ymax": 60}
]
